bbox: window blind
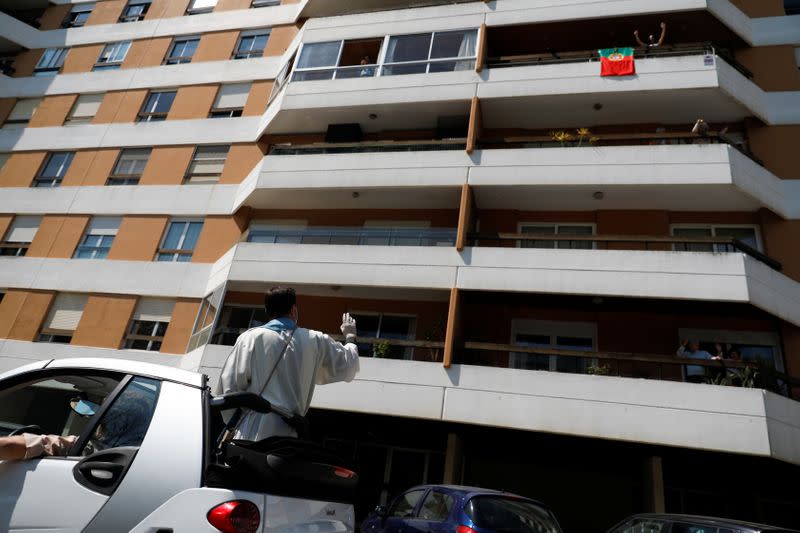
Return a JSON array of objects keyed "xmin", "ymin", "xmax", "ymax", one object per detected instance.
[
  {"xmin": 8, "ymin": 98, "xmax": 41, "ymax": 121},
  {"xmin": 5, "ymin": 216, "xmax": 41, "ymax": 242},
  {"xmin": 134, "ymin": 298, "xmax": 175, "ymax": 322},
  {"xmin": 43, "ymin": 294, "xmax": 88, "ymax": 331},
  {"xmin": 214, "ymin": 83, "xmax": 251, "ymax": 109}
]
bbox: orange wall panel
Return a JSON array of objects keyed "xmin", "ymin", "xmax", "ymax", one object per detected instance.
[
  {"xmin": 139, "ymin": 146, "xmax": 194, "ymax": 185},
  {"xmin": 215, "ymin": 0, "xmax": 251, "ymax": 11},
  {"xmin": 0, "ymin": 98, "xmax": 15, "ymax": 124},
  {"xmin": 85, "ymin": 0, "xmax": 126, "ymax": 25},
  {"xmin": 108, "ymin": 216, "xmax": 168, "ymax": 261},
  {"xmin": 748, "ymin": 125, "xmax": 800, "ymax": 180},
  {"xmin": 61, "ymin": 149, "xmax": 120, "ymax": 187},
  {"xmin": 62, "ymin": 44, "xmax": 104, "ymax": 74},
  {"xmin": 220, "ymin": 143, "xmax": 264, "ymax": 184},
  {"xmin": 72, "ymin": 294, "xmax": 138, "ymax": 349},
  {"xmin": 729, "ymin": 0, "xmax": 785, "ymax": 16},
  {"xmin": 0, "ymin": 290, "xmax": 55, "ymax": 341},
  {"xmin": 168, "ymin": 85, "xmax": 218, "ymax": 120},
  {"xmin": 0, "ymin": 152, "xmax": 47, "ymax": 188},
  {"xmin": 160, "ymin": 299, "xmax": 202, "ymax": 354},
  {"xmin": 192, "ymin": 213, "xmax": 248, "ymax": 263},
  {"xmin": 38, "ymin": 5, "xmax": 71, "ymax": 30},
  {"xmin": 195, "ymin": 31, "xmax": 239, "ymax": 62},
  {"xmin": 122, "ymin": 37, "xmax": 173, "ymax": 69},
  {"xmin": 28, "ymin": 94, "xmax": 77, "ymax": 127},
  {"xmin": 0, "ymin": 215, "xmax": 13, "ymax": 240},
  {"xmin": 243, "ymin": 80, "xmax": 274, "ymax": 116},
  {"xmin": 12, "ymin": 50, "xmax": 43, "ymax": 78},
  {"xmin": 146, "ymin": 0, "xmax": 190, "ymax": 19},
  {"xmin": 736, "ymin": 46, "xmax": 800, "ymax": 92},
  {"xmin": 26, "ymin": 215, "xmax": 90, "ymax": 259},
  {"xmin": 597, "ymin": 210, "xmax": 670, "ymax": 250},
  {"xmin": 94, "ymin": 90, "xmax": 149, "ymax": 123},
  {"xmin": 264, "ymin": 25, "xmax": 299, "ymax": 57}
]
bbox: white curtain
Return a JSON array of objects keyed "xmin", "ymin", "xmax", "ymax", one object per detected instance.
[{"xmin": 455, "ymin": 29, "xmax": 479, "ymax": 71}]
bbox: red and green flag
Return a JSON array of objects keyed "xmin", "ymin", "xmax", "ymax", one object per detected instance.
[{"xmin": 598, "ymin": 48, "xmax": 635, "ymax": 76}]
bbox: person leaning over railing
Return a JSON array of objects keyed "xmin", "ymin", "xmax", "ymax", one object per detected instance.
[{"xmin": 677, "ymin": 339, "xmax": 720, "ymax": 383}]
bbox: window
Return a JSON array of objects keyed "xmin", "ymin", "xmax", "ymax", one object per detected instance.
[
  {"xmin": 389, "ymin": 490, "xmax": 425, "ymax": 518},
  {"xmin": 93, "ymin": 41, "xmax": 131, "ymax": 71},
  {"xmin": 210, "ymin": 83, "xmax": 250, "ymax": 118},
  {"xmin": 252, "ymin": 0, "xmax": 280, "ymax": 6},
  {"xmin": 34, "ymin": 48, "xmax": 68, "ymax": 76},
  {"xmin": 184, "ymin": 145, "xmax": 229, "ymax": 183},
  {"xmin": 66, "ymin": 93, "xmax": 103, "ymax": 125},
  {"xmin": 611, "ymin": 518, "xmax": 668, "ymax": 533},
  {"xmin": 156, "ymin": 220, "xmax": 203, "ymax": 262},
  {"xmin": 671, "ymin": 225, "xmax": 761, "ymax": 253},
  {"xmin": 137, "ymin": 90, "xmax": 176, "ymax": 122},
  {"xmin": 63, "ymin": 3, "xmax": 94, "ymax": 27},
  {"xmin": 787, "ymin": 0, "xmax": 800, "ymax": 15},
  {"xmin": 293, "ymin": 39, "xmax": 383, "ymax": 81},
  {"xmin": 351, "ymin": 312, "xmax": 416, "ymax": 359},
  {"xmin": 418, "ymin": 491, "xmax": 455, "ymax": 521},
  {"xmin": 519, "ymin": 223, "xmax": 595, "ymax": 250},
  {"xmin": 3, "ymin": 98, "xmax": 41, "ymax": 129},
  {"xmin": 0, "ymin": 216, "xmax": 41, "ymax": 257},
  {"xmin": 187, "ymin": 284, "xmax": 225, "ymax": 351},
  {"xmin": 33, "ymin": 152, "xmax": 75, "ymax": 188},
  {"xmin": 186, "ymin": 0, "xmax": 218, "ymax": 14},
  {"xmin": 383, "ymin": 29, "xmax": 478, "ymax": 76},
  {"xmin": 74, "ymin": 217, "xmax": 120, "ymax": 259},
  {"xmin": 211, "ymin": 305, "xmax": 268, "ymax": 346},
  {"xmin": 465, "ymin": 497, "xmax": 560, "ymax": 533},
  {"xmin": 108, "ymin": 148, "xmax": 151, "ymax": 185},
  {"xmin": 510, "ymin": 320, "xmax": 597, "ymax": 374},
  {"xmin": 38, "ymin": 293, "xmax": 87, "ymax": 343},
  {"xmin": 120, "ymin": 0, "xmax": 151, "ymax": 22},
  {"xmin": 164, "ymin": 36, "xmax": 199, "ymax": 65},
  {"xmin": 234, "ymin": 29, "xmax": 271, "ymax": 59},
  {"xmin": 124, "ymin": 298, "xmax": 174, "ymax": 351}
]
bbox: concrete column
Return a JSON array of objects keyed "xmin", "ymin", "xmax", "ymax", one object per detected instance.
[
  {"xmin": 642, "ymin": 455, "xmax": 665, "ymax": 513},
  {"xmin": 443, "ymin": 432, "xmax": 463, "ymax": 484}
]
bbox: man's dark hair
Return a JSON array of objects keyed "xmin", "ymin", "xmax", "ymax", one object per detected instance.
[{"xmin": 265, "ymin": 287, "xmax": 296, "ymax": 319}]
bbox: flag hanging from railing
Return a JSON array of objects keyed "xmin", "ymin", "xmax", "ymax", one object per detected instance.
[{"xmin": 598, "ymin": 48, "xmax": 635, "ymax": 76}]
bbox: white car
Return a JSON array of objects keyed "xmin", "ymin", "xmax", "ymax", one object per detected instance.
[{"xmin": 0, "ymin": 357, "xmax": 357, "ymax": 533}]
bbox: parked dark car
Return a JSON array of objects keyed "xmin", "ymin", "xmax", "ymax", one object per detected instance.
[
  {"xmin": 607, "ymin": 513, "xmax": 800, "ymax": 533},
  {"xmin": 362, "ymin": 484, "xmax": 562, "ymax": 533}
]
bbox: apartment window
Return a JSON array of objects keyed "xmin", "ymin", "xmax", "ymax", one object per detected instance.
[
  {"xmin": 38, "ymin": 294, "xmax": 87, "ymax": 344},
  {"xmin": 157, "ymin": 220, "xmax": 203, "ymax": 262},
  {"xmin": 74, "ymin": 217, "xmax": 120, "ymax": 259},
  {"xmin": 519, "ymin": 223, "xmax": 595, "ymax": 250},
  {"xmin": 351, "ymin": 312, "xmax": 416, "ymax": 359},
  {"xmin": 0, "ymin": 216, "xmax": 41, "ymax": 257},
  {"xmin": 187, "ymin": 284, "xmax": 225, "ymax": 350},
  {"xmin": 164, "ymin": 36, "xmax": 199, "ymax": 65},
  {"xmin": 93, "ymin": 41, "xmax": 131, "ymax": 71},
  {"xmin": 671, "ymin": 225, "xmax": 761, "ymax": 253},
  {"xmin": 251, "ymin": 0, "xmax": 280, "ymax": 6},
  {"xmin": 34, "ymin": 48, "xmax": 69, "ymax": 76},
  {"xmin": 124, "ymin": 298, "xmax": 175, "ymax": 351},
  {"xmin": 137, "ymin": 90, "xmax": 176, "ymax": 122},
  {"xmin": 212, "ymin": 305, "xmax": 268, "ymax": 346},
  {"xmin": 120, "ymin": 0, "xmax": 151, "ymax": 22},
  {"xmin": 33, "ymin": 152, "xmax": 75, "ymax": 188},
  {"xmin": 63, "ymin": 3, "xmax": 94, "ymax": 27},
  {"xmin": 787, "ymin": 0, "xmax": 800, "ymax": 15},
  {"xmin": 210, "ymin": 83, "xmax": 250, "ymax": 118},
  {"xmin": 184, "ymin": 145, "xmax": 229, "ymax": 183},
  {"xmin": 382, "ymin": 29, "xmax": 478, "ymax": 76},
  {"xmin": 511, "ymin": 320, "xmax": 597, "ymax": 374},
  {"xmin": 186, "ymin": 0, "xmax": 218, "ymax": 15},
  {"xmin": 3, "ymin": 98, "xmax": 41, "ymax": 129},
  {"xmin": 108, "ymin": 148, "xmax": 151, "ymax": 185},
  {"xmin": 234, "ymin": 29, "xmax": 271, "ymax": 59},
  {"xmin": 293, "ymin": 38, "xmax": 383, "ymax": 81},
  {"xmin": 66, "ymin": 93, "xmax": 103, "ymax": 125}
]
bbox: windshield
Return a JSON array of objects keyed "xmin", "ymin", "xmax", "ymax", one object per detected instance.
[{"xmin": 465, "ymin": 496, "xmax": 561, "ymax": 533}]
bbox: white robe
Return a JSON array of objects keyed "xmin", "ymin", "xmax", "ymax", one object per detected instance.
[{"xmin": 214, "ymin": 326, "xmax": 359, "ymax": 440}]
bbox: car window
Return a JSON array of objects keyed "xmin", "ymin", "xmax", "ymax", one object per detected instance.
[
  {"xmin": 465, "ymin": 496, "xmax": 561, "ymax": 533},
  {"xmin": 671, "ymin": 524, "xmax": 724, "ymax": 533},
  {"xmin": 79, "ymin": 376, "xmax": 160, "ymax": 456},
  {"xmin": 612, "ymin": 518, "xmax": 669, "ymax": 533},
  {"xmin": 418, "ymin": 490, "xmax": 455, "ymax": 521},
  {"xmin": 389, "ymin": 489, "xmax": 425, "ymax": 518},
  {"xmin": 0, "ymin": 372, "xmax": 123, "ymax": 446}
]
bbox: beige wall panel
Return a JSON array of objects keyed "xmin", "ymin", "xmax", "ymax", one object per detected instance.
[
  {"xmin": 122, "ymin": 37, "xmax": 172, "ymax": 69},
  {"xmin": 39, "ymin": 5, "xmax": 71, "ymax": 30},
  {"xmin": 160, "ymin": 298, "xmax": 201, "ymax": 354},
  {"xmin": 12, "ymin": 50, "xmax": 43, "ymax": 78},
  {"xmin": 264, "ymin": 25, "xmax": 299, "ymax": 57},
  {"xmin": 243, "ymin": 80, "xmax": 273, "ymax": 116},
  {"xmin": 27, "ymin": 215, "xmax": 90, "ymax": 259},
  {"xmin": 62, "ymin": 44, "xmax": 104, "ymax": 74},
  {"xmin": 168, "ymin": 85, "xmax": 218, "ymax": 120},
  {"xmin": 192, "ymin": 213, "xmax": 248, "ymax": 263},
  {"xmin": 62, "ymin": 149, "xmax": 120, "ymax": 187},
  {"xmin": 94, "ymin": 89, "xmax": 148, "ymax": 123},
  {"xmin": 108, "ymin": 216, "xmax": 168, "ymax": 261},
  {"xmin": 748, "ymin": 125, "xmax": 800, "ymax": 180},
  {"xmin": 146, "ymin": 0, "xmax": 190, "ymax": 19},
  {"xmin": 28, "ymin": 94, "xmax": 77, "ymax": 128},
  {"xmin": 72, "ymin": 294, "xmax": 138, "ymax": 349},
  {"xmin": 0, "ymin": 290, "xmax": 55, "ymax": 341},
  {"xmin": 194, "ymin": 31, "xmax": 239, "ymax": 62},
  {"xmin": 0, "ymin": 215, "xmax": 13, "ymax": 240},
  {"xmin": 139, "ymin": 146, "xmax": 194, "ymax": 185},
  {"xmin": 215, "ymin": 0, "xmax": 251, "ymax": 11},
  {"xmin": 736, "ymin": 46, "xmax": 800, "ymax": 91},
  {"xmin": 0, "ymin": 98, "xmax": 16, "ymax": 125},
  {"xmin": 0, "ymin": 152, "xmax": 47, "ymax": 188},
  {"xmin": 85, "ymin": 0, "xmax": 126, "ymax": 25},
  {"xmin": 729, "ymin": 0, "xmax": 785, "ymax": 16},
  {"xmin": 219, "ymin": 143, "xmax": 264, "ymax": 184}
]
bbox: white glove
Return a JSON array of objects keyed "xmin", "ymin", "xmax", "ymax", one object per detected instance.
[{"xmin": 340, "ymin": 313, "xmax": 357, "ymax": 343}]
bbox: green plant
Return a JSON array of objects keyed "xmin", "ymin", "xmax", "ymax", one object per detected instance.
[
  {"xmin": 704, "ymin": 366, "xmax": 758, "ymax": 388},
  {"xmin": 373, "ymin": 341, "xmax": 392, "ymax": 359},
  {"xmin": 585, "ymin": 363, "xmax": 611, "ymax": 376}
]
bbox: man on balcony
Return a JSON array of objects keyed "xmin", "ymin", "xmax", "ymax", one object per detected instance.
[
  {"xmin": 677, "ymin": 339, "xmax": 718, "ymax": 383},
  {"xmin": 215, "ymin": 287, "xmax": 360, "ymax": 440}
]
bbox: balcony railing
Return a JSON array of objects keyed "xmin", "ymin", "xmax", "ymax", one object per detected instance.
[
  {"xmin": 469, "ymin": 233, "xmax": 783, "ymax": 272},
  {"xmin": 269, "ymin": 141, "xmax": 466, "ymax": 155},
  {"xmin": 248, "ymin": 227, "xmax": 457, "ymax": 246}
]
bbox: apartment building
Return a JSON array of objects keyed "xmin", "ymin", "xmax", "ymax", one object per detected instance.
[{"xmin": 1, "ymin": 0, "xmax": 799, "ymax": 529}]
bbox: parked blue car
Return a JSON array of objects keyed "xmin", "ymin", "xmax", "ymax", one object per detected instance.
[{"xmin": 362, "ymin": 485, "xmax": 562, "ymax": 533}]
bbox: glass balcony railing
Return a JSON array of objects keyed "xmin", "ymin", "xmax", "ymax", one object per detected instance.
[{"xmin": 247, "ymin": 227, "xmax": 457, "ymax": 247}]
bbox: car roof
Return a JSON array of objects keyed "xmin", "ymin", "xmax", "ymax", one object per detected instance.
[
  {"xmin": 627, "ymin": 513, "xmax": 800, "ymax": 532},
  {"xmin": 407, "ymin": 485, "xmax": 550, "ymax": 507},
  {"xmin": 44, "ymin": 358, "xmax": 205, "ymax": 388}
]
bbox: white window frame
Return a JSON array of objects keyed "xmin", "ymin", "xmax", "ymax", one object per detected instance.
[
  {"xmin": 184, "ymin": 145, "xmax": 230, "ymax": 184},
  {"xmin": 66, "ymin": 93, "xmax": 104, "ymax": 125},
  {"xmin": 74, "ymin": 217, "xmax": 120, "ymax": 259},
  {"xmin": 3, "ymin": 98, "xmax": 41, "ymax": 128},
  {"xmin": 94, "ymin": 41, "xmax": 131, "ymax": 70},
  {"xmin": 1, "ymin": 215, "xmax": 41, "ymax": 257},
  {"xmin": 186, "ymin": 0, "xmax": 218, "ymax": 15},
  {"xmin": 349, "ymin": 311, "xmax": 418, "ymax": 360},
  {"xmin": 165, "ymin": 36, "xmax": 200, "ymax": 65},
  {"xmin": 678, "ymin": 328, "xmax": 784, "ymax": 372},
  {"xmin": 510, "ymin": 319, "xmax": 597, "ymax": 371},
  {"xmin": 669, "ymin": 224, "xmax": 763, "ymax": 252},
  {"xmin": 34, "ymin": 48, "xmax": 69, "ymax": 76},
  {"xmin": 120, "ymin": 0, "xmax": 151, "ymax": 22},
  {"xmin": 33, "ymin": 152, "xmax": 75, "ymax": 188},
  {"xmin": 210, "ymin": 83, "xmax": 251, "ymax": 117},
  {"xmin": 64, "ymin": 3, "xmax": 94, "ymax": 27},
  {"xmin": 234, "ymin": 29, "xmax": 271, "ymax": 59},
  {"xmin": 156, "ymin": 219, "xmax": 203, "ymax": 261},
  {"xmin": 380, "ymin": 28, "xmax": 479, "ymax": 76},
  {"xmin": 517, "ymin": 222, "xmax": 597, "ymax": 250},
  {"xmin": 137, "ymin": 90, "xmax": 177, "ymax": 122}
]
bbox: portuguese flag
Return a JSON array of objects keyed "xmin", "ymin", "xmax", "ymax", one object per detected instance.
[{"xmin": 599, "ymin": 48, "xmax": 635, "ymax": 76}]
